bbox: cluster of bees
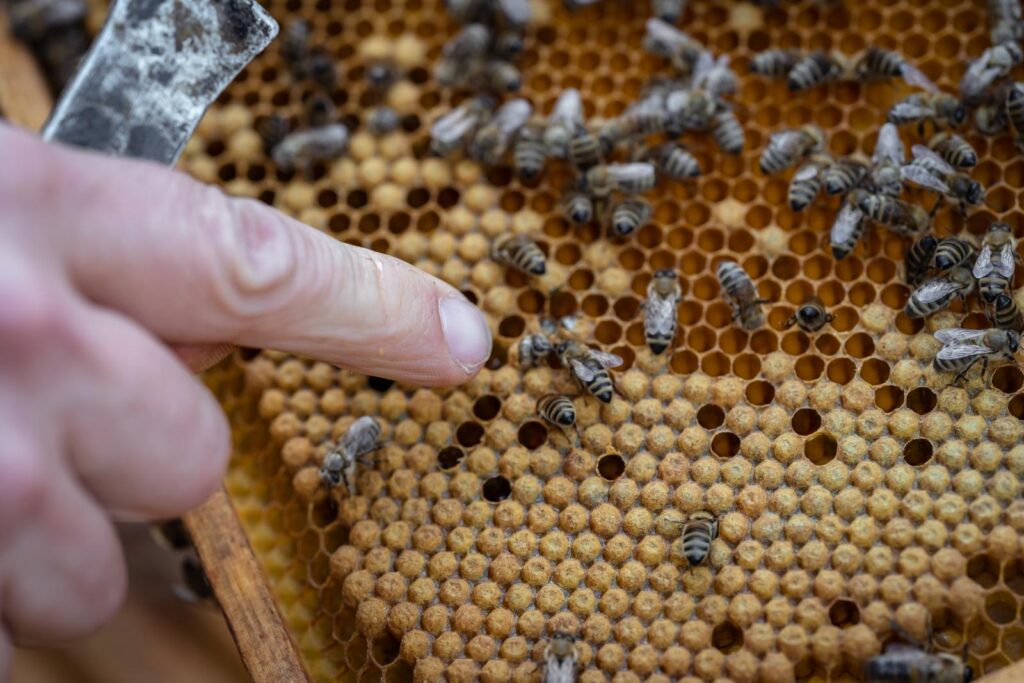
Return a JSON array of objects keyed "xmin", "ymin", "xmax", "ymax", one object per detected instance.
[
  {"xmin": 435, "ymin": 0, "xmax": 531, "ymax": 93},
  {"xmin": 7, "ymin": 0, "xmax": 89, "ymax": 92}
]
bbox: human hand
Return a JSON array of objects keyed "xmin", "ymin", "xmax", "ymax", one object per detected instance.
[{"xmin": 0, "ymin": 123, "xmax": 491, "ymax": 671}]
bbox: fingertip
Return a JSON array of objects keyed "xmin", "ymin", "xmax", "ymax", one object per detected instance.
[{"xmin": 438, "ymin": 294, "xmax": 493, "ymax": 378}]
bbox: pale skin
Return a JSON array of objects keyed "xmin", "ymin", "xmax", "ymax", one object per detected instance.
[{"xmin": 0, "ymin": 124, "xmax": 492, "ymax": 677}]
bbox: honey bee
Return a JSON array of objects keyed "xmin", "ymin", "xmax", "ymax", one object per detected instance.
[
  {"xmin": 366, "ymin": 59, "xmax": 401, "ymax": 91},
  {"xmin": 556, "ymin": 341, "xmax": 623, "ymax": 404},
  {"xmin": 717, "ymin": 260, "xmax": 768, "ymax": 331},
  {"xmin": 905, "ymin": 235, "xmax": 939, "ymax": 287},
  {"xmin": 308, "ymin": 50, "xmax": 338, "ymax": 90},
  {"xmin": 974, "ymin": 222, "xmax": 1019, "ymax": 302},
  {"xmin": 677, "ymin": 511, "xmax": 719, "ymax": 566},
  {"xmin": 750, "ymin": 49, "xmax": 802, "ymax": 77},
  {"xmin": 642, "ymin": 17, "xmax": 704, "ymax": 74},
  {"xmin": 470, "ymin": 97, "xmax": 532, "ymax": 164},
  {"xmin": 852, "ymin": 189, "xmax": 929, "ymax": 236},
  {"xmin": 665, "ymin": 52, "xmax": 736, "ymax": 132},
  {"xmin": 931, "ymin": 237, "xmax": 977, "ymax": 273},
  {"xmin": 544, "ymin": 88, "xmax": 584, "ymax": 158},
  {"xmin": 865, "ymin": 622, "xmax": 972, "ymax": 683},
  {"xmin": 646, "ymin": 142, "xmax": 701, "ymax": 180},
  {"xmin": 584, "ymin": 162, "xmax": 657, "ymax": 197},
  {"xmin": 1006, "ymin": 83, "xmax": 1024, "ymax": 149},
  {"xmin": 830, "ymin": 201, "xmax": 867, "ymax": 261},
  {"xmin": 281, "ymin": 20, "xmax": 311, "ymax": 75},
  {"xmin": 492, "ymin": 234, "xmax": 547, "ymax": 276},
  {"xmin": 975, "ymin": 95, "xmax": 1010, "ymax": 137},
  {"xmin": 544, "ymin": 632, "xmax": 579, "ymax": 683},
  {"xmin": 568, "ymin": 129, "xmax": 604, "ymax": 170},
  {"xmin": 990, "ymin": 0, "xmax": 1024, "ymax": 43},
  {"xmin": 853, "ymin": 46, "xmax": 938, "ymax": 91},
  {"xmin": 563, "ymin": 191, "xmax": 595, "ymax": 224},
  {"xmin": 905, "ymin": 268, "xmax": 975, "ymax": 318},
  {"xmin": 823, "ymin": 157, "xmax": 868, "ymax": 196},
  {"xmin": 644, "ymin": 269, "xmax": 682, "ymax": 354},
  {"xmin": 256, "ymin": 115, "xmax": 291, "ymax": 155},
  {"xmin": 928, "ymin": 132, "xmax": 977, "ymax": 168},
  {"xmin": 478, "ymin": 59, "xmax": 523, "ymax": 92},
  {"xmin": 760, "ymin": 125, "xmax": 826, "ymax": 175},
  {"xmin": 988, "ymin": 293, "xmax": 1024, "ymax": 332},
  {"xmin": 306, "ymin": 92, "xmax": 336, "ymax": 127},
  {"xmin": 514, "ymin": 122, "xmax": 547, "ymax": 181},
  {"xmin": 610, "ymin": 197, "xmax": 653, "ymax": 237},
  {"xmin": 932, "ymin": 327, "xmax": 1020, "ymax": 384},
  {"xmin": 786, "ymin": 50, "xmax": 845, "ymax": 91},
  {"xmin": 366, "ymin": 106, "xmax": 400, "ymax": 136},
  {"xmin": 320, "ymin": 416, "xmax": 381, "ymax": 491},
  {"xmin": 518, "ymin": 333, "xmax": 554, "ymax": 368},
  {"xmin": 597, "ymin": 110, "xmax": 668, "ymax": 153},
  {"xmin": 272, "ymin": 123, "xmax": 350, "ymax": 172},
  {"xmin": 787, "ymin": 155, "xmax": 829, "ymax": 211},
  {"xmin": 442, "ymin": 23, "xmax": 492, "ymax": 62},
  {"xmin": 901, "ymin": 145, "xmax": 985, "ymax": 215},
  {"xmin": 868, "ymin": 122, "xmax": 905, "ymax": 196},
  {"xmin": 888, "ymin": 93, "xmax": 967, "ymax": 131},
  {"xmin": 784, "ymin": 296, "xmax": 834, "ymax": 333},
  {"xmin": 711, "ymin": 106, "xmax": 745, "ymax": 154},
  {"xmin": 496, "ymin": 0, "xmax": 532, "ymax": 27},
  {"xmin": 538, "ymin": 394, "xmax": 576, "ymax": 428},
  {"xmin": 959, "ymin": 41, "xmax": 1023, "ymax": 105},
  {"xmin": 429, "ymin": 96, "xmax": 494, "ymax": 156}
]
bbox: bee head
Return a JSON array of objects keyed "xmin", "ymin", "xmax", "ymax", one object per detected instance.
[
  {"xmin": 655, "ymin": 268, "xmax": 676, "ymax": 279},
  {"xmin": 1008, "ymin": 331, "xmax": 1020, "ymax": 354},
  {"xmin": 555, "ymin": 341, "xmax": 570, "ymax": 355},
  {"xmin": 963, "ymin": 665, "xmax": 973, "ymax": 682},
  {"xmin": 991, "ymin": 221, "xmax": 1012, "ymax": 234}
]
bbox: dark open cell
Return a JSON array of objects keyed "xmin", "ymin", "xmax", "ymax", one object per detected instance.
[
  {"xmin": 829, "ymin": 599, "xmax": 860, "ymax": 627},
  {"xmin": 805, "ymin": 433, "xmax": 837, "ymax": 465},
  {"xmin": 711, "ymin": 622, "xmax": 742, "ymax": 654},
  {"xmin": 371, "ymin": 634, "xmax": 401, "ymax": 666},
  {"xmin": 367, "ymin": 376, "xmax": 395, "ymax": 392},
  {"xmin": 1011, "ymin": 395, "xmax": 1024, "ymax": 420},
  {"xmin": 517, "ymin": 421, "xmax": 549, "ymax": 449},
  {"xmin": 438, "ymin": 446, "xmax": 464, "ymax": 470},
  {"xmin": 482, "ymin": 476, "xmax": 512, "ymax": 503},
  {"xmin": 745, "ymin": 380, "xmax": 775, "ymax": 406},
  {"xmin": 903, "ymin": 438, "xmax": 934, "ymax": 466},
  {"xmin": 874, "ymin": 385, "xmax": 904, "ymax": 412},
  {"xmin": 485, "ymin": 342, "xmax": 508, "ymax": 370},
  {"xmin": 993, "ymin": 366, "xmax": 1024, "ymax": 394},
  {"xmin": 498, "ymin": 315, "xmax": 526, "ymax": 338},
  {"xmin": 697, "ymin": 404, "xmax": 726, "ymax": 429},
  {"xmin": 597, "ymin": 454, "xmax": 626, "ymax": 480},
  {"xmin": 711, "ymin": 432, "xmax": 740, "ymax": 458},
  {"xmin": 456, "ymin": 422, "xmax": 484, "ymax": 447},
  {"xmin": 791, "ymin": 408, "xmax": 822, "ymax": 436},
  {"xmin": 967, "ymin": 553, "xmax": 1001, "ymax": 589},
  {"xmin": 473, "ymin": 396, "xmax": 502, "ymax": 421},
  {"xmin": 906, "ymin": 387, "xmax": 937, "ymax": 415}
]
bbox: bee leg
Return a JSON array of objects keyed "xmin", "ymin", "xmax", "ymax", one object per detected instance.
[
  {"xmin": 928, "ymin": 194, "xmax": 945, "ymax": 219},
  {"xmin": 952, "ymin": 356, "xmax": 982, "ymax": 385},
  {"xmin": 981, "ymin": 355, "xmax": 991, "ymax": 386},
  {"xmin": 889, "ymin": 618, "xmax": 928, "ymax": 650}
]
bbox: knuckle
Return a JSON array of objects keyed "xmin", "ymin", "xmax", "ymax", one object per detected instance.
[{"xmin": 0, "ymin": 448, "xmax": 48, "ymax": 539}]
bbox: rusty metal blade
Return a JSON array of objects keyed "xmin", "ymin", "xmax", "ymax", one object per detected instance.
[{"xmin": 42, "ymin": 0, "xmax": 278, "ymax": 165}]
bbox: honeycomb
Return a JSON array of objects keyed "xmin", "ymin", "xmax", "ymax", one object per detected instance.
[{"xmin": 183, "ymin": 0, "xmax": 1024, "ymax": 680}]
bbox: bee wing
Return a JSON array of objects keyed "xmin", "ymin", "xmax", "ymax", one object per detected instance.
[
  {"xmin": 792, "ymin": 161, "xmax": 823, "ymax": 182},
  {"xmin": 911, "ymin": 144, "xmax": 956, "ymax": 172},
  {"xmin": 645, "ymin": 17, "xmax": 690, "ymax": 51},
  {"xmin": 997, "ymin": 242, "xmax": 1017, "ymax": 278},
  {"xmin": 691, "ymin": 49, "xmax": 715, "ymax": 87},
  {"xmin": 973, "ymin": 244, "xmax": 995, "ymax": 278},
  {"xmin": 934, "ymin": 328, "xmax": 988, "ymax": 344},
  {"xmin": 588, "ymin": 350, "xmax": 624, "ymax": 369},
  {"xmin": 494, "ymin": 98, "xmax": 533, "ymax": 133},
  {"xmin": 888, "ymin": 100, "xmax": 933, "ymax": 121},
  {"xmin": 431, "ymin": 108, "xmax": 477, "ymax": 144},
  {"xmin": 831, "ymin": 202, "xmax": 864, "ymax": 242},
  {"xmin": 341, "ymin": 416, "xmax": 380, "ymax": 458},
  {"xmin": 550, "ymin": 88, "xmax": 583, "ymax": 126},
  {"xmin": 872, "ymin": 123, "xmax": 905, "ymax": 166},
  {"xmin": 936, "ymin": 343, "xmax": 993, "ymax": 360},
  {"xmin": 901, "ymin": 163, "xmax": 951, "ymax": 194},
  {"xmin": 496, "ymin": 0, "xmax": 531, "ymax": 26},
  {"xmin": 914, "ymin": 278, "xmax": 962, "ymax": 303},
  {"xmin": 898, "ymin": 62, "xmax": 939, "ymax": 93},
  {"xmin": 645, "ymin": 297, "xmax": 678, "ymax": 335},
  {"xmin": 569, "ymin": 358, "xmax": 597, "ymax": 382},
  {"xmin": 768, "ymin": 129, "xmax": 808, "ymax": 156}
]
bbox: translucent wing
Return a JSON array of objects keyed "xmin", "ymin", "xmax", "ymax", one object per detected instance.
[
  {"xmin": 973, "ymin": 245, "xmax": 995, "ymax": 278},
  {"xmin": 792, "ymin": 162, "xmax": 823, "ymax": 182},
  {"xmin": 691, "ymin": 49, "xmax": 715, "ymax": 87},
  {"xmin": 431, "ymin": 107, "xmax": 478, "ymax": 144},
  {"xmin": 569, "ymin": 358, "xmax": 597, "ymax": 382},
  {"xmin": 550, "ymin": 88, "xmax": 583, "ymax": 126},
  {"xmin": 901, "ymin": 164, "xmax": 951, "ymax": 194},
  {"xmin": 545, "ymin": 658, "xmax": 576, "ymax": 683},
  {"xmin": 934, "ymin": 328, "xmax": 988, "ymax": 344},
  {"xmin": 911, "ymin": 144, "xmax": 956, "ymax": 173},
  {"xmin": 831, "ymin": 202, "xmax": 864, "ymax": 243},
  {"xmin": 497, "ymin": 0, "xmax": 531, "ymax": 26},
  {"xmin": 769, "ymin": 130, "xmax": 809, "ymax": 156},
  {"xmin": 494, "ymin": 98, "xmax": 533, "ymax": 133},
  {"xmin": 914, "ymin": 278, "xmax": 961, "ymax": 304},
  {"xmin": 872, "ymin": 123, "xmax": 905, "ymax": 166},
  {"xmin": 997, "ymin": 243, "xmax": 1016, "ymax": 278},
  {"xmin": 645, "ymin": 17, "xmax": 689, "ymax": 51},
  {"xmin": 899, "ymin": 62, "xmax": 939, "ymax": 93},
  {"xmin": 591, "ymin": 351, "xmax": 624, "ymax": 369},
  {"xmin": 889, "ymin": 101, "xmax": 933, "ymax": 120},
  {"xmin": 341, "ymin": 416, "xmax": 380, "ymax": 458},
  {"xmin": 607, "ymin": 162, "xmax": 656, "ymax": 183},
  {"xmin": 936, "ymin": 343, "xmax": 993, "ymax": 360},
  {"xmin": 645, "ymin": 297, "xmax": 678, "ymax": 336}
]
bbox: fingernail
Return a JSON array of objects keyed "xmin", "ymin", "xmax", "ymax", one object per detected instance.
[{"xmin": 439, "ymin": 295, "xmax": 492, "ymax": 373}]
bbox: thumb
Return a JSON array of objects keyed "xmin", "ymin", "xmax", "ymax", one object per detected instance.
[{"xmin": 3, "ymin": 125, "xmax": 492, "ymax": 386}]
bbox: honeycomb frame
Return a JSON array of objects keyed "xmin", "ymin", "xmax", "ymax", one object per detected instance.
[{"xmin": 178, "ymin": 0, "xmax": 1024, "ymax": 681}]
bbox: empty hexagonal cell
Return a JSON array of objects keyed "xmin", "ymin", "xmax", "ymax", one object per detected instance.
[
  {"xmin": 967, "ymin": 553, "xmax": 1002, "ymax": 590},
  {"xmin": 792, "ymin": 408, "xmax": 822, "ymax": 436},
  {"xmin": 597, "ymin": 453, "xmax": 626, "ymax": 481},
  {"xmin": 874, "ymin": 385, "xmax": 904, "ymax": 412},
  {"xmin": 482, "ymin": 476, "xmax": 512, "ymax": 503},
  {"xmin": 992, "ymin": 366, "xmax": 1024, "ymax": 394},
  {"xmin": 828, "ymin": 599, "xmax": 860, "ymax": 628},
  {"xmin": 985, "ymin": 590, "xmax": 1018, "ymax": 626},
  {"xmin": 903, "ymin": 439, "xmax": 933, "ymax": 466}
]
